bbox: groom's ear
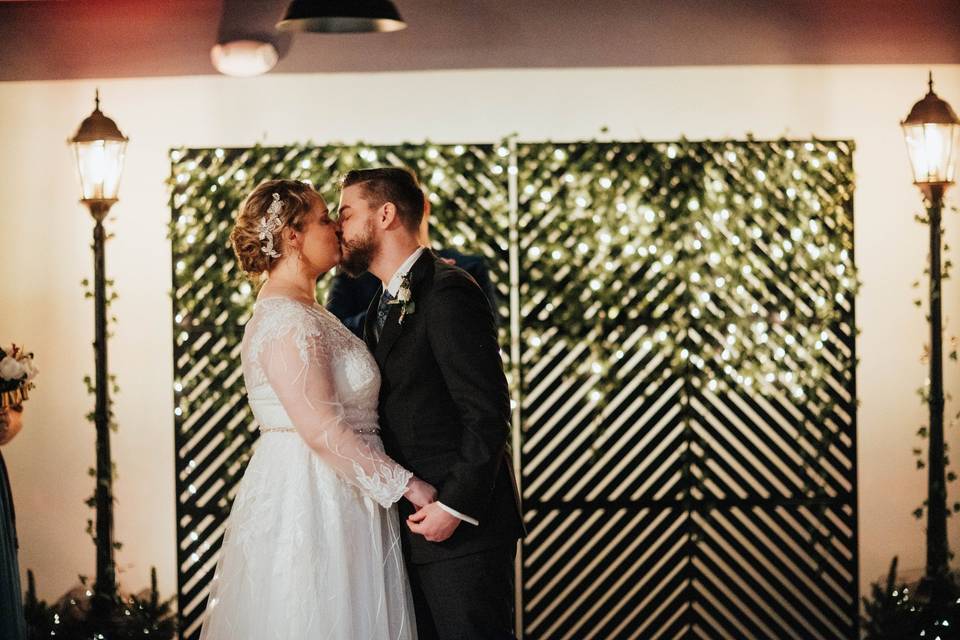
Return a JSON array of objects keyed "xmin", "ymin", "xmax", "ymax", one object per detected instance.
[{"xmin": 379, "ymin": 202, "xmax": 400, "ymax": 230}]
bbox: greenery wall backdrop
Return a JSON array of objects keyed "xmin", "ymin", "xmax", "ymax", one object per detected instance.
[{"xmin": 169, "ymin": 138, "xmax": 858, "ymax": 639}]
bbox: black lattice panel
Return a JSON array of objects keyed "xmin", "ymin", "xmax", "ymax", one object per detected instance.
[
  {"xmin": 171, "ymin": 139, "xmax": 857, "ymax": 640},
  {"xmin": 517, "ymin": 141, "xmax": 857, "ymax": 639},
  {"xmin": 170, "ymin": 143, "xmax": 508, "ymax": 639}
]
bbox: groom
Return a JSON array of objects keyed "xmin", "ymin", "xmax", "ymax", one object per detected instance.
[{"xmin": 337, "ymin": 167, "xmax": 524, "ymax": 640}]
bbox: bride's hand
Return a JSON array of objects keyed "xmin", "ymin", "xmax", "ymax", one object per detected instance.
[
  {"xmin": 0, "ymin": 406, "xmax": 24, "ymax": 446},
  {"xmin": 403, "ymin": 477, "xmax": 437, "ymax": 509}
]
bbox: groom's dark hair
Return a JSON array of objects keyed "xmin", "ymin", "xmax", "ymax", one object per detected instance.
[{"xmin": 341, "ymin": 167, "xmax": 424, "ymax": 234}]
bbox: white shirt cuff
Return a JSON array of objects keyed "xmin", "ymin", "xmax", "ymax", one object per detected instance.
[{"xmin": 437, "ymin": 501, "xmax": 479, "ymax": 526}]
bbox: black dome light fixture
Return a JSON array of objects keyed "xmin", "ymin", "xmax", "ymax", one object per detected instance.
[{"xmin": 276, "ymin": 0, "xmax": 407, "ymax": 33}]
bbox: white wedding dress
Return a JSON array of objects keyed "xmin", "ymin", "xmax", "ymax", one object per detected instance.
[{"xmin": 199, "ymin": 296, "xmax": 417, "ymax": 640}]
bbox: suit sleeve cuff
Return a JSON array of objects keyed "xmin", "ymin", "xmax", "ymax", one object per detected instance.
[{"xmin": 437, "ymin": 501, "xmax": 479, "ymax": 526}]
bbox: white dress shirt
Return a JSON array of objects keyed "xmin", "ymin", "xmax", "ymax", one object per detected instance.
[{"xmin": 384, "ymin": 247, "xmax": 480, "ymax": 527}]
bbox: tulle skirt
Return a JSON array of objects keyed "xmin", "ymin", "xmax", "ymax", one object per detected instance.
[{"xmin": 199, "ymin": 432, "xmax": 416, "ymax": 640}]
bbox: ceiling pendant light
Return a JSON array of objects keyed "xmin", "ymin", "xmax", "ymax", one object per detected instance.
[{"xmin": 276, "ymin": 0, "xmax": 407, "ymax": 33}]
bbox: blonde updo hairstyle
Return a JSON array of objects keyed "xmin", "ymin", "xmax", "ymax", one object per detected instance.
[{"xmin": 230, "ymin": 179, "xmax": 326, "ymax": 279}]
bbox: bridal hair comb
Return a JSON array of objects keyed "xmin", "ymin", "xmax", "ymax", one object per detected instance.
[{"xmin": 258, "ymin": 193, "xmax": 284, "ymax": 258}]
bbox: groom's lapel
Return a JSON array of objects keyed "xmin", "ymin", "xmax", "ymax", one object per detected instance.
[
  {"xmin": 374, "ymin": 250, "xmax": 436, "ymax": 366},
  {"xmin": 362, "ymin": 285, "xmax": 382, "ymax": 352}
]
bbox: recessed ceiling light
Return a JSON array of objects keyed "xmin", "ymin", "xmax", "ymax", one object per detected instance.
[{"xmin": 210, "ymin": 40, "xmax": 279, "ymax": 77}]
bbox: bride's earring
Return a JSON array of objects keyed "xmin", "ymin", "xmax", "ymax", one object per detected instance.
[
  {"xmin": 286, "ymin": 247, "xmax": 304, "ymax": 276},
  {"xmin": 285, "ymin": 244, "xmax": 300, "ymax": 275}
]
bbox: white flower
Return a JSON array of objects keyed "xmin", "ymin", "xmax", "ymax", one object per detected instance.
[
  {"xmin": 21, "ymin": 357, "xmax": 39, "ymax": 380},
  {"xmin": 0, "ymin": 356, "xmax": 25, "ymax": 380},
  {"xmin": 393, "ymin": 276, "xmax": 416, "ymax": 324}
]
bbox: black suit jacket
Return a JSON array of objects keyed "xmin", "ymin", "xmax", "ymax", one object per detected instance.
[
  {"xmin": 327, "ymin": 248, "xmax": 499, "ymax": 337},
  {"xmin": 364, "ymin": 250, "xmax": 523, "ymax": 564}
]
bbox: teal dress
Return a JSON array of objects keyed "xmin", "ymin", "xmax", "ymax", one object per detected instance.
[{"xmin": 0, "ymin": 450, "xmax": 25, "ymax": 640}]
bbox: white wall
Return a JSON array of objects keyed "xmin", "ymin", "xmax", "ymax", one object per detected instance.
[{"xmin": 1, "ymin": 65, "xmax": 958, "ymax": 608}]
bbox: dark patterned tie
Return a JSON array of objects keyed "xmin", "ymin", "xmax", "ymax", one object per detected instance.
[{"xmin": 375, "ymin": 289, "xmax": 395, "ymax": 340}]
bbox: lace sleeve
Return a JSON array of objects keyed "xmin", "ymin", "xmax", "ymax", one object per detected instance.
[{"xmin": 252, "ymin": 302, "xmax": 412, "ymax": 508}]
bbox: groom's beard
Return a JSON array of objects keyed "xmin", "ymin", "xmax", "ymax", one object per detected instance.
[{"xmin": 339, "ymin": 220, "xmax": 378, "ymax": 277}]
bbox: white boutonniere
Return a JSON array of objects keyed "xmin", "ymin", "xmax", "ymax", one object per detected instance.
[{"xmin": 388, "ymin": 273, "xmax": 416, "ymax": 324}]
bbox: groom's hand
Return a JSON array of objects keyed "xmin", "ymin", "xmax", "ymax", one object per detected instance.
[{"xmin": 407, "ymin": 503, "xmax": 460, "ymax": 542}]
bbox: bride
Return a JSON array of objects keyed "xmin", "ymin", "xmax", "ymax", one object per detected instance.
[{"xmin": 200, "ymin": 179, "xmax": 434, "ymax": 640}]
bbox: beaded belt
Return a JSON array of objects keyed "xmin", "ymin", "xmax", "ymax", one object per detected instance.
[{"xmin": 260, "ymin": 427, "xmax": 381, "ymax": 436}]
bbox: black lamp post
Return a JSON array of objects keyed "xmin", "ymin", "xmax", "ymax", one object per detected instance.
[
  {"xmin": 901, "ymin": 72, "xmax": 959, "ymax": 604},
  {"xmin": 69, "ymin": 90, "xmax": 128, "ymax": 615}
]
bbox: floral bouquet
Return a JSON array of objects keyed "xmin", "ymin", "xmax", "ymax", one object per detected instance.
[{"xmin": 0, "ymin": 343, "xmax": 38, "ymax": 408}]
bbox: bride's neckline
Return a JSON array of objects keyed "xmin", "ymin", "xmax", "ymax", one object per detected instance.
[
  {"xmin": 252, "ymin": 294, "xmax": 363, "ymax": 344},
  {"xmin": 255, "ymin": 295, "xmax": 320, "ymax": 308}
]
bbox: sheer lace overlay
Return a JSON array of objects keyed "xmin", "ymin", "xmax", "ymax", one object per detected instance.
[
  {"xmin": 199, "ymin": 296, "xmax": 416, "ymax": 640},
  {"xmin": 244, "ymin": 297, "xmax": 412, "ymax": 508}
]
